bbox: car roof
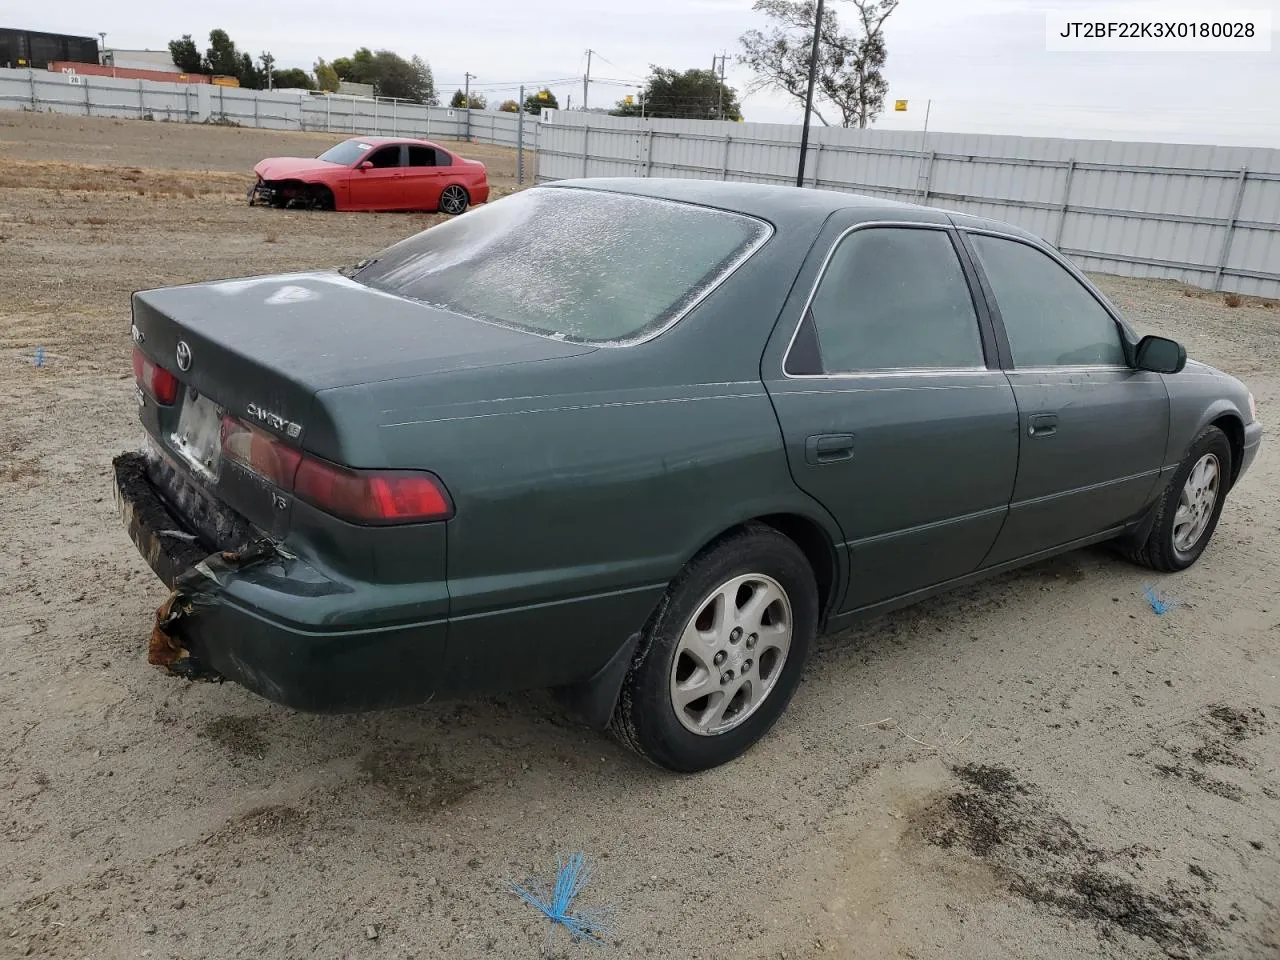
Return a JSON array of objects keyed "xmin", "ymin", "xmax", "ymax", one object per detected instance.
[
  {"xmin": 344, "ymin": 135, "xmax": 446, "ymax": 149},
  {"xmin": 544, "ymin": 177, "xmax": 1042, "ymax": 243}
]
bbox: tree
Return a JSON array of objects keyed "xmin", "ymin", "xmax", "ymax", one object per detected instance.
[
  {"xmin": 328, "ymin": 48, "xmax": 436, "ymax": 102},
  {"xmin": 203, "ymin": 28, "xmax": 240, "ymax": 77},
  {"xmin": 313, "ymin": 58, "xmax": 340, "ymax": 92},
  {"xmin": 332, "ymin": 47, "xmax": 375, "ymax": 83},
  {"xmin": 237, "ymin": 51, "xmax": 263, "ymax": 89},
  {"xmin": 738, "ymin": 0, "xmax": 898, "ymax": 128},
  {"xmin": 410, "ymin": 55, "xmax": 438, "ymax": 106},
  {"xmin": 610, "ymin": 67, "xmax": 741, "ymax": 120},
  {"xmin": 272, "ymin": 68, "xmax": 315, "ymax": 90},
  {"xmin": 450, "ymin": 89, "xmax": 486, "ymax": 109},
  {"xmin": 498, "ymin": 99, "xmax": 520, "ymax": 113},
  {"xmin": 168, "ymin": 35, "xmax": 203, "ymax": 74},
  {"xmin": 523, "ymin": 88, "xmax": 558, "ymax": 114}
]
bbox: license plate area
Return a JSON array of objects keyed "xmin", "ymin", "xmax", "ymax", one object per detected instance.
[{"xmin": 169, "ymin": 390, "xmax": 223, "ymax": 482}]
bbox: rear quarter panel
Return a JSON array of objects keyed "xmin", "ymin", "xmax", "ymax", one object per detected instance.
[{"xmin": 377, "ymin": 371, "xmax": 833, "ymax": 695}]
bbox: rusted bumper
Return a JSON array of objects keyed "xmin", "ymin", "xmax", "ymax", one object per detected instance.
[
  {"xmin": 114, "ymin": 452, "xmax": 276, "ymax": 679},
  {"xmin": 111, "ymin": 451, "xmax": 449, "ymax": 711}
]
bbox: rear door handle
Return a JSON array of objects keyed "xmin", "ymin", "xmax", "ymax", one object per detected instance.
[
  {"xmin": 805, "ymin": 434, "xmax": 855, "ymax": 464},
  {"xmin": 1028, "ymin": 413, "xmax": 1059, "ymax": 437}
]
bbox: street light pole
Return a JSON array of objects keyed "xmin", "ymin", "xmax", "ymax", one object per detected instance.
[
  {"xmin": 795, "ymin": 0, "xmax": 824, "ymax": 187},
  {"xmin": 464, "ymin": 72, "xmax": 475, "ymax": 140}
]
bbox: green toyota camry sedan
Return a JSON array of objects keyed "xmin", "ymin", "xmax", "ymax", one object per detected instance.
[{"xmin": 113, "ymin": 178, "xmax": 1262, "ymax": 772}]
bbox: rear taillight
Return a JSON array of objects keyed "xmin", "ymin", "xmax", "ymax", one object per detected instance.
[
  {"xmin": 132, "ymin": 346, "xmax": 178, "ymax": 405},
  {"xmin": 295, "ymin": 459, "xmax": 453, "ymax": 525},
  {"xmin": 221, "ymin": 416, "xmax": 303, "ymax": 489},
  {"xmin": 220, "ymin": 414, "xmax": 452, "ymax": 525}
]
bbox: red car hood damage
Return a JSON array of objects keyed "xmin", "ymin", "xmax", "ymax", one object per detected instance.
[{"xmin": 254, "ymin": 157, "xmax": 341, "ymax": 180}]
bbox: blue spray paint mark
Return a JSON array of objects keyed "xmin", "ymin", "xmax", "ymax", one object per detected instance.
[
  {"xmin": 511, "ymin": 853, "xmax": 612, "ymax": 944},
  {"xmin": 33, "ymin": 346, "xmax": 45, "ymax": 368},
  {"xmin": 1144, "ymin": 586, "xmax": 1171, "ymax": 615}
]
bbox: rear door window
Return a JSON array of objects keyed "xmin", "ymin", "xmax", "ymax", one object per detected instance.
[
  {"xmin": 805, "ymin": 226, "xmax": 986, "ymax": 373},
  {"xmin": 407, "ymin": 146, "xmax": 437, "ymax": 167},
  {"xmin": 351, "ymin": 187, "xmax": 771, "ymax": 344}
]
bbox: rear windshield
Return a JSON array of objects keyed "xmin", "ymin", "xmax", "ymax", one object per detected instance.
[
  {"xmin": 317, "ymin": 140, "xmax": 372, "ymax": 165},
  {"xmin": 350, "ymin": 187, "xmax": 771, "ymax": 344}
]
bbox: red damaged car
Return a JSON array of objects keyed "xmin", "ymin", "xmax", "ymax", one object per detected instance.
[{"xmin": 248, "ymin": 136, "xmax": 489, "ymax": 214}]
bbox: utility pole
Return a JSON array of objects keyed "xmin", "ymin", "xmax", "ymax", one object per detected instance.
[
  {"xmin": 583, "ymin": 49, "xmax": 593, "ymax": 110},
  {"xmin": 464, "ymin": 72, "xmax": 475, "ymax": 139},
  {"xmin": 262, "ymin": 52, "xmax": 274, "ymax": 90},
  {"xmin": 712, "ymin": 52, "xmax": 728, "ymax": 120},
  {"xmin": 517, "ymin": 84, "xmax": 525, "ymax": 184},
  {"xmin": 795, "ymin": 0, "xmax": 824, "ymax": 187},
  {"xmin": 97, "ymin": 32, "xmax": 107, "ymax": 66}
]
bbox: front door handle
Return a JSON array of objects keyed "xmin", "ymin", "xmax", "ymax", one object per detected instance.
[
  {"xmin": 1028, "ymin": 413, "xmax": 1059, "ymax": 437},
  {"xmin": 805, "ymin": 433, "xmax": 855, "ymax": 464}
]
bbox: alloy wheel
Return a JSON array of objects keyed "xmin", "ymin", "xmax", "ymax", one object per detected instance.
[
  {"xmin": 1172, "ymin": 452, "xmax": 1220, "ymax": 555},
  {"xmin": 440, "ymin": 186, "xmax": 468, "ymax": 215},
  {"xmin": 669, "ymin": 573, "xmax": 793, "ymax": 736}
]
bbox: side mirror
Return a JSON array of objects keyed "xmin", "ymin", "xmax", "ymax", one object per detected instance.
[
  {"xmin": 1134, "ymin": 335, "xmax": 1186, "ymax": 374},
  {"xmin": 357, "ymin": 160, "xmax": 373, "ymax": 171}
]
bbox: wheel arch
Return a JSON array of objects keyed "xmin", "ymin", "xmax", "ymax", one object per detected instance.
[
  {"xmin": 1209, "ymin": 412, "xmax": 1245, "ymax": 488},
  {"xmin": 683, "ymin": 511, "xmax": 843, "ymax": 627}
]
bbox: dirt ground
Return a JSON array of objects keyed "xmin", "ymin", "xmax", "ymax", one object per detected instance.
[{"xmin": 1, "ymin": 112, "xmax": 1277, "ymax": 960}]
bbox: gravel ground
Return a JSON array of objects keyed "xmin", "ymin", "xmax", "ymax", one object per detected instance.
[{"xmin": 1, "ymin": 112, "xmax": 1277, "ymax": 960}]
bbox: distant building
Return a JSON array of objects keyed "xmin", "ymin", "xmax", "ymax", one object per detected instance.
[
  {"xmin": 0, "ymin": 27, "xmax": 98, "ymax": 69},
  {"xmin": 337, "ymin": 80, "xmax": 375, "ymax": 99},
  {"xmin": 103, "ymin": 48, "xmax": 180, "ymax": 72},
  {"xmin": 48, "ymin": 60, "xmax": 211, "ymax": 84}
]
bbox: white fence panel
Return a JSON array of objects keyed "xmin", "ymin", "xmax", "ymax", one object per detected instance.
[{"xmin": 536, "ymin": 111, "xmax": 1280, "ymax": 298}]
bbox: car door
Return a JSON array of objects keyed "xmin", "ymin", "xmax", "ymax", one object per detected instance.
[
  {"xmin": 763, "ymin": 217, "xmax": 1020, "ymax": 614},
  {"xmin": 402, "ymin": 145, "xmax": 446, "ymax": 211},
  {"xmin": 347, "ymin": 144, "xmax": 404, "ymax": 210},
  {"xmin": 960, "ymin": 229, "xmax": 1170, "ymax": 566}
]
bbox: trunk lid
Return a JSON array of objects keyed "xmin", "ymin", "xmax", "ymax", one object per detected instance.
[{"xmin": 131, "ymin": 270, "xmax": 593, "ymax": 542}]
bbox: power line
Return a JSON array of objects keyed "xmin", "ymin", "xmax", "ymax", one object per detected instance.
[{"xmin": 589, "ymin": 50, "xmax": 646, "ymax": 80}]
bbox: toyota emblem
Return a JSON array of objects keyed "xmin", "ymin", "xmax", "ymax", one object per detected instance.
[{"xmin": 175, "ymin": 340, "xmax": 192, "ymax": 372}]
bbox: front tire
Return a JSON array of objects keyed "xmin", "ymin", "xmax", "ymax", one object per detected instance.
[
  {"xmin": 610, "ymin": 525, "xmax": 817, "ymax": 772},
  {"xmin": 1125, "ymin": 425, "xmax": 1232, "ymax": 572},
  {"xmin": 306, "ymin": 185, "xmax": 335, "ymax": 211}
]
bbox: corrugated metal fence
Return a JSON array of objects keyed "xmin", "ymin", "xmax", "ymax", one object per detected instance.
[
  {"xmin": 0, "ymin": 67, "xmax": 538, "ymax": 150},
  {"xmin": 4, "ymin": 65, "xmax": 1278, "ymax": 298},
  {"xmin": 537, "ymin": 112, "xmax": 1280, "ymax": 299}
]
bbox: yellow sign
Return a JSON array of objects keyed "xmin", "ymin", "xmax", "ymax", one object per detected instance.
[
  {"xmin": 538, "ymin": 90, "xmax": 549, "ymax": 100},
  {"xmin": 624, "ymin": 95, "xmax": 633, "ymax": 105},
  {"xmin": 894, "ymin": 99, "xmax": 908, "ymax": 111}
]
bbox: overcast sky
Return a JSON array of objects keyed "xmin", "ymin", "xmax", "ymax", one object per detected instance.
[{"xmin": 21, "ymin": 0, "xmax": 1280, "ymax": 147}]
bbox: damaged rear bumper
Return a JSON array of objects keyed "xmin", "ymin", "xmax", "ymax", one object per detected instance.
[{"xmin": 111, "ymin": 451, "xmax": 447, "ymax": 712}]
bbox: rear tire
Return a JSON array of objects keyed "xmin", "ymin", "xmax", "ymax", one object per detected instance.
[
  {"xmin": 439, "ymin": 185, "xmax": 470, "ymax": 215},
  {"xmin": 1123, "ymin": 425, "xmax": 1232, "ymax": 572},
  {"xmin": 610, "ymin": 525, "xmax": 817, "ymax": 772}
]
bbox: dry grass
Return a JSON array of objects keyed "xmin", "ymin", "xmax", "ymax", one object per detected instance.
[
  {"xmin": 0, "ymin": 160, "xmax": 245, "ymax": 198},
  {"xmin": 263, "ymin": 233, "xmax": 279, "ymax": 244},
  {"xmin": 85, "ymin": 216, "xmax": 108, "ymax": 226},
  {"xmin": 1224, "ymin": 293, "xmax": 1243, "ymax": 308}
]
